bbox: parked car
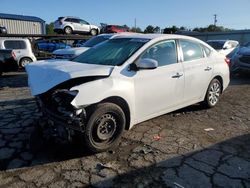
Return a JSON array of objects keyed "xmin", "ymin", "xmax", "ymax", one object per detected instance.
[
  {"xmin": 0, "ymin": 26, "xmax": 7, "ymax": 34},
  {"xmin": 230, "ymin": 42, "xmax": 250, "ymax": 73},
  {"xmin": 0, "ymin": 38, "xmax": 36, "ymax": 68},
  {"xmin": 0, "ymin": 49, "xmax": 18, "ymax": 75},
  {"xmin": 102, "ymin": 25, "xmax": 130, "ymax": 33},
  {"xmin": 26, "ymin": 34, "xmax": 230, "ymax": 152},
  {"xmin": 35, "ymin": 40, "xmax": 71, "ymax": 53},
  {"xmin": 52, "ymin": 34, "xmax": 115, "ymax": 59},
  {"xmin": 207, "ymin": 40, "xmax": 239, "ymax": 56},
  {"xmin": 72, "ymin": 39, "xmax": 87, "ymax": 47},
  {"xmin": 53, "ymin": 16, "xmax": 100, "ymax": 36}
]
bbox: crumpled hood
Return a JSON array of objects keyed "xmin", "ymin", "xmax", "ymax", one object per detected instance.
[
  {"xmin": 26, "ymin": 60, "xmax": 114, "ymax": 96},
  {"xmin": 238, "ymin": 47, "xmax": 250, "ymax": 56},
  {"xmin": 53, "ymin": 47, "xmax": 90, "ymax": 55}
]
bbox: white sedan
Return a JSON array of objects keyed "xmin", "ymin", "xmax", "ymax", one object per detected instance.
[{"xmin": 26, "ymin": 34, "xmax": 230, "ymax": 152}]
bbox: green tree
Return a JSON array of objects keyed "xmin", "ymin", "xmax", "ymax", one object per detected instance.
[
  {"xmin": 46, "ymin": 22, "xmax": 55, "ymax": 34},
  {"xmin": 192, "ymin": 25, "xmax": 232, "ymax": 32},
  {"xmin": 163, "ymin": 25, "xmax": 179, "ymax": 34},
  {"xmin": 130, "ymin": 27, "xmax": 142, "ymax": 33},
  {"xmin": 144, "ymin": 25, "xmax": 155, "ymax": 33}
]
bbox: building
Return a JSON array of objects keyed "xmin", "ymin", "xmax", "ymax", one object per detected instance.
[
  {"xmin": 0, "ymin": 13, "xmax": 46, "ymax": 34},
  {"xmin": 178, "ymin": 30, "xmax": 250, "ymax": 44}
]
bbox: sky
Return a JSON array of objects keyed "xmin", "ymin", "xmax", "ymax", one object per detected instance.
[{"xmin": 1, "ymin": 0, "xmax": 250, "ymax": 30}]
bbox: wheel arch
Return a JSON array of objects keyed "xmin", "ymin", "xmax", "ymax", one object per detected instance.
[
  {"xmin": 19, "ymin": 56, "xmax": 33, "ymax": 65},
  {"xmin": 100, "ymin": 96, "xmax": 131, "ymax": 130},
  {"xmin": 213, "ymin": 75, "xmax": 223, "ymax": 93}
]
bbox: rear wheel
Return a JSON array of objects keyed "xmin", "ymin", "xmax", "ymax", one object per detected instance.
[
  {"xmin": 19, "ymin": 57, "xmax": 32, "ymax": 68},
  {"xmin": 84, "ymin": 103, "xmax": 125, "ymax": 153},
  {"xmin": 203, "ymin": 78, "xmax": 222, "ymax": 108},
  {"xmin": 90, "ymin": 29, "xmax": 98, "ymax": 36},
  {"xmin": 64, "ymin": 26, "xmax": 73, "ymax": 34}
]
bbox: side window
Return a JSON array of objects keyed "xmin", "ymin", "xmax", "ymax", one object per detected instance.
[
  {"xmin": 80, "ymin": 20, "xmax": 88, "ymax": 25},
  {"xmin": 180, "ymin": 40, "xmax": 204, "ymax": 61},
  {"xmin": 4, "ymin": 41, "xmax": 26, "ymax": 49},
  {"xmin": 71, "ymin": 19, "xmax": 80, "ymax": 23},
  {"xmin": 141, "ymin": 40, "xmax": 177, "ymax": 67},
  {"xmin": 202, "ymin": 45, "xmax": 212, "ymax": 57},
  {"xmin": 64, "ymin": 18, "xmax": 72, "ymax": 22}
]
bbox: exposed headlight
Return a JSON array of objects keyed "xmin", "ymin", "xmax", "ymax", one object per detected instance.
[{"xmin": 67, "ymin": 90, "xmax": 78, "ymax": 96}]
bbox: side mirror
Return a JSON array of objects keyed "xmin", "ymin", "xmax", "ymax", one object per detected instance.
[{"xmin": 137, "ymin": 58, "xmax": 158, "ymax": 70}]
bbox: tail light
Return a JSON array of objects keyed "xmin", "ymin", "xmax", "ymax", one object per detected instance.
[
  {"xmin": 11, "ymin": 51, "xmax": 16, "ymax": 59},
  {"xmin": 225, "ymin": 58, "xmax": 230, "ymax": 66}
]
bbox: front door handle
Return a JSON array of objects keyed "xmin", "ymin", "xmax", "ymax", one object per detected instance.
[
  {"xmin": 204, "ymin": 66, "xmax": 212, "ymax": 71},
  {"xmin": 172, "ymin": 72, "xmax": 183, "ymax": 78}
]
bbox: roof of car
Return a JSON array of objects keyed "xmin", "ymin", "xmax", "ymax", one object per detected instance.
[
  {"xmin": 207, "ymin": 40, "xmax": 238, "ymax": 43},
  {"xmin": 113, "ymin": 33, "xmax": 201, "ymax": 41},
  {"xmin": 0, "ymin": 13, "xmax": 45, "ymax": 23}
]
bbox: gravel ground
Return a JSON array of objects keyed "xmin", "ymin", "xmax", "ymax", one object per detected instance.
[{"xmin": 0, "ymin": 71, "xmax": 249, "ymax": 188}]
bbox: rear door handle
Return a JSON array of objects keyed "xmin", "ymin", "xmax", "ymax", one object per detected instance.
[
  {"xmin": 204, "ymin": 66, "xmax": 212, "ymax": 71},
  {"xmin": 172, "ymin": 72, "xmax": 183, "ymax": 78}
]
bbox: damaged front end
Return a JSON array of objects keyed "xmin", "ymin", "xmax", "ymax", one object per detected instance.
[{"xmin": 37, "ymin": 88, "xmax": 87, "ymax": 133}]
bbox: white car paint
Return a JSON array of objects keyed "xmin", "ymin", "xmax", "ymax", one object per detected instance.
[
  {"xmin": 54, "ymin": 16, "xmax": 100, "ymax": 34},
  {"xmin": 0, "ymin": 38, "xmax": 36, "ymax": 65},
  {"xmin": 207, "ymin": 40, "xmax": 239, "ymax": 56},
  {"xmin": 53, "ymin": 47, "xmax": 90, "ymax": 59},
  {"xmin": 26, "ymin": 34, "xmax": 230, "ymax": 130}
]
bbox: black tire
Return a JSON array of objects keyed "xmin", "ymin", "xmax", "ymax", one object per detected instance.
[
  {"xmin": 90, "ymin": 29, "xmax": 98, "ymax": 36},
  {"xmin": 64, "ymin": 26, "xmax": 73, "ymax": 34},
  {"xmin": 203, "ymin": 78, "xmax": 222, "ymax": 108},
  {"xmin": 19, "ymin": 57, "xmax": 32, "ymax": 68},
  {"xmin": 84, "ymin": 103, "xmax": 125, "ymax": 153}
]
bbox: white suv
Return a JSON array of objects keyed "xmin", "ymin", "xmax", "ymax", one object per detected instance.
[
  {"xmin": 0, "ymin": 38, "xmax": 36, "ymax": 68},
  {"xmin": 54, "ymin": 16, "xmax": 100, "ymax": 36}
]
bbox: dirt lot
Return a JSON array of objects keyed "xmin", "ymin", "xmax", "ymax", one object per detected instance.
[{"xmin": 0, "ymin": 71, "xmax": 250, "ymax": 188}]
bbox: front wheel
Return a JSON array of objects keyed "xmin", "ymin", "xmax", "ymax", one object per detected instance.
[
  {"xmin": 203, "ymin": 78, "xmax": 222, "ymax": 108},
  {"xmin": 84, "ymin": 103, "xmax": 125, "ymax": 153}
]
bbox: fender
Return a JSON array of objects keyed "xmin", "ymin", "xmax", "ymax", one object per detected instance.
[{"xmin": 70, "ymin": 77, "xmax": 136, "ymax": 125}]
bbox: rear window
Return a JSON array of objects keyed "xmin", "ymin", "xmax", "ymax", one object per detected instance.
[
  {"xmin": 4, "ymin": 40, "xmax": 26, "ymax": 49},
  {"xmin": 207, "ymin": 41, "xmax": 225, "ymax": 50}
]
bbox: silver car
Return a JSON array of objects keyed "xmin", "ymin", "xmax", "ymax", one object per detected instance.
[{"xmin": 53, "ymin": 16, "xmax": 100, "ymax": 36}]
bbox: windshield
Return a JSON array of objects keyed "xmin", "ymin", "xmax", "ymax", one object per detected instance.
[
  {"xmin": 83, "ymin": 35, "xmax": 112, "ymax": 47},
  {"xmin": 207, "ymin": 41, "xmax": 225, "ymax": 50},
  {"xmin": 72, "ymin": 38, "xmax": 149, "ymax": 66}
]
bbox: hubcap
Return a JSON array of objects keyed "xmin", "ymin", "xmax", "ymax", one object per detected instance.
[
  {"xmin": 208, "ymin": 82, "xmax": 220, "ymax": 106},
  {"xmin": 96, "ymin": 114, "xmax": 116, "ymax": 141},
  {"xmin": 21, "ymin": 59, "xmax": 31, "ymax": 67},
  {"xmin": 65, "ymin": 27, "xmax": 71, "ymax": 34},
  {"xmin": 91, "ymin": 30, "xmax": 97, "ymax": 35}
]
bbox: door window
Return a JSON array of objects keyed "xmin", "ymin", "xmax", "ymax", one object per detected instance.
[
  {"xmin": 141, "ymin": 40, "xmax": 177, "ymax": 67},
  {"xmin": 4, "ymin": 40, "xmax": 26, "ymax": 49},
  {"xmin": 180, "ymin": 40, "xmax": 204, "ymax": 61}
]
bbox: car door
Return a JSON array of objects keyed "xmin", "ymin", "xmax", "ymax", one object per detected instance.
[
  {"xmin": 179, "ymin": 39, "xmax": 213, "ymax": 103},
  {"xmin": 79, "ymin": 19, "xmax": 91, "ymax": 32},
  {"xmin": 133, "ymin": 40, "xmax": 184, "ymax": 121},
  {"xmin": 70, "ymin": 18, "xmax": 82, "ymax": 31},
  {"xmin": 3, "ymin": 40, "xmax": 27, "ymax": 60}
]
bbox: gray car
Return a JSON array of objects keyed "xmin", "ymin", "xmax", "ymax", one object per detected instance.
[{"xmin": 230, "ymin": 42, "xmax": 250, "ymax": 74}]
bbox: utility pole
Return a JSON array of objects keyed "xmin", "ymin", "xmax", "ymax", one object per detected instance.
[
  {"xmin": 134, "ymin": 18, "xmax": 137, "ymax": 30},
  {"xmin": 214, "ymin": 14, "xmax": 217, "ymax": 26}
]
